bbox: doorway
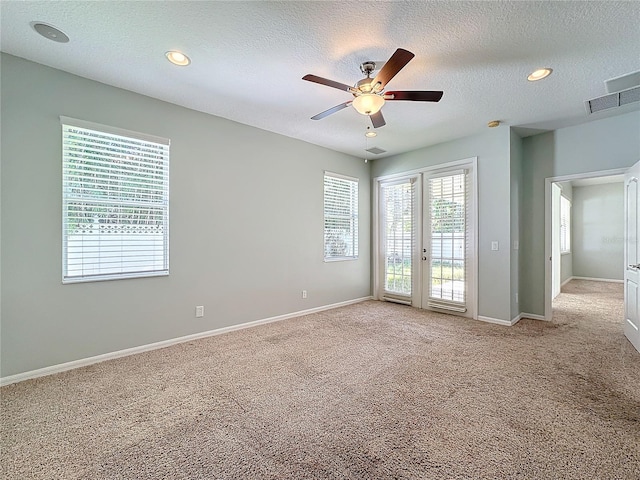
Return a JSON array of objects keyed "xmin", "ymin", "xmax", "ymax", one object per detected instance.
[{"xmin": 545, "ymin": 169, "xmax": 627, "ymax": 320}]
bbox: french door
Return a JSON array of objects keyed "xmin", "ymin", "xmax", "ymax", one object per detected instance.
[
  {"xmin": 422, "ymin": 170, "xmax": 471, "ymax": 315},
  {"xmin": 377, "ymin": 162, "xmax": 476, "ymax": 318},
  {"xmin": 379, "ymin": 177, "xmax": 419, "ymax": 304}
]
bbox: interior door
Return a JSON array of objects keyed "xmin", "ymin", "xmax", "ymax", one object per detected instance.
[{"xmin": 624, "ymin": 160, "xmax": 640, "ymax": 353}]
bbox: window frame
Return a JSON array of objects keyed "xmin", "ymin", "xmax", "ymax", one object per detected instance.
[
  {"xmin": 61, "ymin": 116, "xmax": 170, "ymax": 283},
  {"xmin": 323, "ymin": 171, "xmax": 359, "ymax": 262}
]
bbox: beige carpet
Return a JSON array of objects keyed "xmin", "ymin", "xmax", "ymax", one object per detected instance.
[{"xmin": 1, "ymin": 280, "xmax": 638, "ymax": 479}]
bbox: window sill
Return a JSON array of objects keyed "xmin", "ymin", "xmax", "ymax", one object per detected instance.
[{"xmin": 324, "ymin": 257, "xmax": 358, "ymax": 263}]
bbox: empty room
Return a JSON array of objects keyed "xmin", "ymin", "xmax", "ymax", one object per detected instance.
[{"xmin": 1, "ymin": 1, "xmax": 639, "ymax": 479}]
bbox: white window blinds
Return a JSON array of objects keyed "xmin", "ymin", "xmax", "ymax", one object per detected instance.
[
  {"xmin": 428, "ymin": 171, "xmax": 467, "ymax": 306},
  {"xmin": 324, "ymin": 172, "xmax": 358, "ymax": 260},
  {"xmin": 61, "ymin": 117, "xmax": 170, "ymax": 283},
  {"xmin": 381, "ymin": 179, "xmax": 415, "ymax": 298}
]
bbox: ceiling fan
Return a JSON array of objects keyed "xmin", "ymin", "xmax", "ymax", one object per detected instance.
[{"xmin": 302, "ymin": 48, "xmax": 443, "ymax": 128}]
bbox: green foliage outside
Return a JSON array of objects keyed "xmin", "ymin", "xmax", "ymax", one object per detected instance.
[
  {"xmin": 64, "ymin": 127, "xmax": 167, "ymax": 233},
  {"xmin": 386, "ymin": 259, "xmax": 464, "ymax": 294},
  {"xmin": 431, "ymin": 198, "xmax": 464, "ymax": 233}
]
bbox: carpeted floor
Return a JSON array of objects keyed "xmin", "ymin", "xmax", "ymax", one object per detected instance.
[{"xmin": 1, "ymin": 280, "xmax": 638, "ymax": 479}]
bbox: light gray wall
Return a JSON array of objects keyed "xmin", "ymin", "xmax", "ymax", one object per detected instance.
[
  {"xmin": 371, "ymin": 125, "xmax": 513, "ymax": 322},
  {"xmin": 572, "ymin": 183, "xmax": 624, "ymax": 280},
  {"xmin": 521, "ymin": 111, "xmax": 640, "ymax": 315},
  {"xmin": 510, "ymin": 129, "xmax": 523, "ymax": 320},
  {"xmin": 0, "ymin": 54, "xmax": 371, "ymax": 377},
  {"xmin": 561, "ymin": 251, "xmax": 573, "ymax": 285}
]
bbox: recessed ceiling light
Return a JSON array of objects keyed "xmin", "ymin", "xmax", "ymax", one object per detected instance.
[
  {"xmin": 165, "ymin": 51, "xmax": 190, "ymax": 66},
  {"xmin": 487, "ymin": 120, "xmax": 500, "ymax": 128},
  {"xmin": 30, "ymin": 22, "xmax": 69, "ymax": 43},
  {"xmin": 365, "ymin": 130, "xmax": 377, "ymax": 138},
  {"xmin": 527, "ymin": 68, "xmax": 553, "ymax": 82}
]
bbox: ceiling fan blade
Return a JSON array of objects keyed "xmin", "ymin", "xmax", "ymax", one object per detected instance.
[
  {"xmin": 303, "ymin": 74, "xmax": 354, "ymax": 93},
  {"xmin": 311, "ymin": 101, "xmax": 352, "ymax": 120},
  {"xmin": 372, "ymin": 48, "xmax": 415, "ymax": 89},
  {"xmin": 386, "ymin": 90, "xmax": 444, "ymax": 102},
  {"xmin": 370, "ymin": 110, "xmax": 386, "ymax": 128}
]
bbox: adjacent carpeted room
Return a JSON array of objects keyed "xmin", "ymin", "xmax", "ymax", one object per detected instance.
[{"xmin": 1, "ymin": 279, "xmax": 638, "ymax": 479}]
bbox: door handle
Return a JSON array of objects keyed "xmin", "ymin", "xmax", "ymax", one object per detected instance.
[
  {"xmin": 422, "ymin": 256, "xmax": 427, "ymax": 261},
  {"xmin": 629, "ymin": 264, "xmax": 640, "ymax": 270}
]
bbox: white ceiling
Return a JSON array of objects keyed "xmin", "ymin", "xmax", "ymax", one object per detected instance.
[{"xmin": 2, "ymin": 1, "xmax": 639, "ymax": 159}]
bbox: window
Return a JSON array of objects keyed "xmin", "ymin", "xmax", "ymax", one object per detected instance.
[
  {"xmin": 61, "ymin": 117, "xmax": 169, "ymax": 283},
  {"xmin": 324, "ymin": 172, "xmax": 358, "ymax": 260},
  {"xmin": 560, "ymin": 195, "xmax": 571, "ymax": 253}
]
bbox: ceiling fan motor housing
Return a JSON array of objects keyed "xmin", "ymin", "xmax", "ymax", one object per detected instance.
[
  {"xmin": 356, "ymin": 77, "xmax": 376, "ymax": 93},
  {"xmin": 360, "ymin": 61, "xmax": 376, "ymax": 76}
]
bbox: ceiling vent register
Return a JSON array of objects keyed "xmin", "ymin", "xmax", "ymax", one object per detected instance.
[
  {"xmin": 366, "ymin": 147, "xmax": 387, "ymax": 155},
  {"xmin": 585, "ymin": 85, "xmax": 640, "ymax": 114}
]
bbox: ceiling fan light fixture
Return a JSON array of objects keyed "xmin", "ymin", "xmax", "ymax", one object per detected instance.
[
  {"xmin": 527, "ymin": 68, "xmax": 552, "ymax": 81},
  {"xmin": 165, "ymin": 50, "xmax": 191, "ymax": 66},
  {"xmin": 352, "ymin": 94, "xmax": 385, "ymax": 115}
]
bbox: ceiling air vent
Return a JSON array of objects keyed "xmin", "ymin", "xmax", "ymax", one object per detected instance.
[
  {"xmin": 585, "ymin": 85, "xmax": 640, "ymax": 114},
  {"xmin": 366, "ymin": 146, "xmax": 386, "ymax": 155},
  {"xmin": 605, "ymin": 70, "xmax": 640, "ymax": 94}
]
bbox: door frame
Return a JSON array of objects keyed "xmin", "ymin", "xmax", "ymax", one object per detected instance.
[
  {"xmin": 373, "ymin": 157, "xmax": 478, "ymax": 319},
  {"xmin": 543, "ymin": 167, "xmax": 627, "ymax": 320}
]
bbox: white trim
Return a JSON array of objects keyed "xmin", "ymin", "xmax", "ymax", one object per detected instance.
[
  {"xmin": 324, "ymin": 170, "xmax": 359, "ymax": 183},
  {"xmin": 0, "ymin": 296, "xmax": 372, "ymax": 387},
  {"xmin": 372, "ymin": 157, "xmax": 477, "ymax": 183},
  {"xmin": 571, "ymin": 276, "xmax": 624, "ymax": 284},
  {"xmin": 372, "ymin": 180, "xmax": 380, "ymax": 300},
  {"xmin": 521, "ymin": 312, "xmax": 548, "ymax": 321},
  {"xmin": 477, "ymin": 315, "xmax": 515, "ymax": 326},
  {"xmin": 544, "ymin": 167, "xmax": 628, "ymax": 321},
  {"xmin": 60, "ymin": 115, "xmax": 170, "ymax": 146},
  {"xmin": 561, "ymin": 276, "xmax": 573, "ymax": 287},
  {"xmin": 382, "ymin": 296, "xmax": 412, "ymax": 306},
  {"xmin": 478, "ymin": 312, "xmax": 546, "ymax": 325}
]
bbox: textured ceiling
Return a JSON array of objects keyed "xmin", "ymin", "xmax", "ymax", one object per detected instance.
[{"xmin": 1, "ymin": 1, "xmax": 639, "ymax": 159}]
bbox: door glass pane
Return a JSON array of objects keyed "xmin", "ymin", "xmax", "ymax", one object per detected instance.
[
  {"xmin": 382, "ymin": 181, "xmax": 414, "ymax": 295},
  {"xmin": 429, "ymin": 173, "xmax": 466, "ymax": 303}
]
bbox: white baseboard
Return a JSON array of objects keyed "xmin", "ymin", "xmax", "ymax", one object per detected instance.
[
  {"xmin": 561, "ymin": 277, "xmax": 573, "ymax": 287},
  {"xmin": 477, "ymin": 315, "xmax": 516, "ymax": 327},
  {"xmin": 478, "ymin": 312, "xmax": 547, "ymax": 326},
  {"xmin": 571, "ymin": 276, "xmax": 623, "ymax": 284},
  {"xmin": 1, "ymin": 296, "xmax": 373, "ymax": 387}
]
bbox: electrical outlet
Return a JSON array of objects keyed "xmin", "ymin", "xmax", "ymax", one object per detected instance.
[
  {"xmin": 491, "ymin": 241, "xmax": 499, "ymax": 251},
  {"xmin": 302, "ymin": 290, "xmax": 307, "ymax": 299},
  {"xmin": 195, "ymin": 306, "xmax": 204, "ymax": 318}
]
